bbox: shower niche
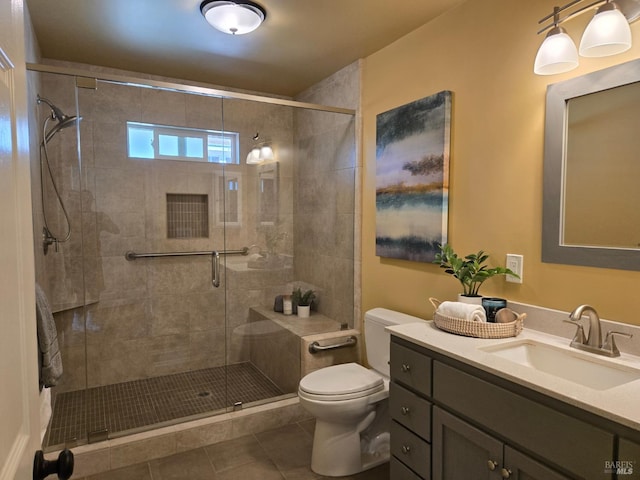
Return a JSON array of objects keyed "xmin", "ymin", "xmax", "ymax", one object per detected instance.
[{"xmin": 27, "ymin": 67, "xmax": 357, "ymax": 450}]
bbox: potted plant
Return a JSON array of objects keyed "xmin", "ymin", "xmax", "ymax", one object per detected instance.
[
  {"xmin": 292, "ymin": 287, "xmax": 316, "ymax": 318},
  {"xmin": 433, "ymin": 244, "xmax": 518, "ymax": 303}
]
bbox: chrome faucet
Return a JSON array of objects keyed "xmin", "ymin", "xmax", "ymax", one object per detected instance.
[{"xmin": 564, "ymin": 304, "xmax": 632, "ymax": 357}]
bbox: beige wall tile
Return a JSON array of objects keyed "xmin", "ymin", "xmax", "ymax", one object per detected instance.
[
  {"xmin": 109, "ymin": 433, "xmax": 177, "ymax": 469},
  {"xmin": 175, "ymin": 418, "xmax": 233, "ymax": 452}
]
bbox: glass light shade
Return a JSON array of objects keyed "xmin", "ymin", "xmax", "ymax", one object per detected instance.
[
  {"xmin": 246, "ymin": 147, "xmax": 261, "ymax": 164},
  {"xmin": 534, "ymin": 27, "xmax": 579, "ymax": 75},
  {"xmin": 259, "ymin": 145, "xmax": 274, "ymax": 161},
  {"xmin": 201, "ymin": 1, "xmax": 265, "ymax": 35},
  {"xmin": 579, "ymin": 4, "xmax": 632, "ymax": 57}
]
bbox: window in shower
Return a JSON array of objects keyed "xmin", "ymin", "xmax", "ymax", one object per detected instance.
[{"xmin": 127, "ymin": 122, "xmax": 239, "ymax": 164}]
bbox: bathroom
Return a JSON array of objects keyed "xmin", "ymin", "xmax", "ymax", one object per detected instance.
[{"xmin": 3, "ymin": 0, "xmax": 640, "ymax": 478}]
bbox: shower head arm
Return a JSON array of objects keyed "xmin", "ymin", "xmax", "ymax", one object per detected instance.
[{"xmin": 37, "ymin": 95, "xmax": 67, "ymax": 122}]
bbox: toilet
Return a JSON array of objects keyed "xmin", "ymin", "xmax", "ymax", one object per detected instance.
[{"xmin": 298, "ymin": 308, "xmax": 422, "ymax": 477}]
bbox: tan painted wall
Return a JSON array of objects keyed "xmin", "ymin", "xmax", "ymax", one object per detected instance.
[{"xmin": 361, "ymin": 0, "xmax": 640, "ymax": 324}]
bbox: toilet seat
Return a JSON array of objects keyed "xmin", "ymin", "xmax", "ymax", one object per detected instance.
[{"xmin": 299, "ymin": 363, "xmax": 384, "ymax": 401}]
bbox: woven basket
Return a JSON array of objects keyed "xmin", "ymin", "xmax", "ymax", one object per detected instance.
[{"xmin": 429, "ymin": 298, "xmax": 525, "ymax": 339}]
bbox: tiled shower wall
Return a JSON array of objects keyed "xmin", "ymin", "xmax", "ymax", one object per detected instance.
[
  {"xmin": 293, "ymin": 61, "xmax": 360, "ymax": 327},
  {"xmin": 29, "ymin": 61, "xmax": 358, "ymax": 394}
]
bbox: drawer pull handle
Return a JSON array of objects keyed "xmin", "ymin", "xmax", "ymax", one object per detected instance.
[
  {"xmin": 401, "ymin": 406, "xmax": 410, "ymax": 415},
  {"xmin": 487, "ymin": 460, "xmax": 498, "ymax": 471},
  {"xmin": 401, "ymin": 364, "xmax": 411, "ymax": 373},
  {"xmin": 501, "ymin": 467, "xmax": 512, "ymax": 479},
  {"xmin": 401, "ymin": 445, "xmax": 411, "ymax": 455}
]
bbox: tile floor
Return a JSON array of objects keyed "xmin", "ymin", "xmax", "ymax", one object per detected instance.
[
  {"xmin": 47, "ymin": 362, "xmax": 283, "ymax": 448},
  {"xmin": 75, "ymin": 421, "xmax": 390, "ymax": 480}
]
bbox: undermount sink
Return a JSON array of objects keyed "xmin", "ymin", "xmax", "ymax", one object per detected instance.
[{"xmin": 480, "ymin": 339, "xmax": 640, "ymax": 391}]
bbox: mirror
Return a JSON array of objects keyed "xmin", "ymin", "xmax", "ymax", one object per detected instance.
[
  {"xmin": 542, "ymin": 57, "xmax": 640, "ymax": 271},
  {"xmin": 216, "ymin": 172, "xmax": 242, "ymax": 225},
  {"xmin": 257, "ymin": 162, "xmax": 278, "ymax": 225}
]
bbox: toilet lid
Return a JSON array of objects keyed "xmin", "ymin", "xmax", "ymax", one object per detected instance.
[{"xmin": 299, "ymin": 362, "xmax": 384, "ymax": 397}]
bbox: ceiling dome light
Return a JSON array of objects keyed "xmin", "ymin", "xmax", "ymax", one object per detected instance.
[
  {"xmin": 534, "ymin": 26, "xmax": 579, "ymax": 75},
  {"xmin": 200, "ymin": 0, "xmax": 266, "ymax": 35},
  {"xmin": 579, "ymin": 2, "xmax": 632, "ymax": 57}
]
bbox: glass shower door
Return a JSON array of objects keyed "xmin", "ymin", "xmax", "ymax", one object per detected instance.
[{"xmin": 74, "ymin": 81, "xmax": 230, "ymax": 440}]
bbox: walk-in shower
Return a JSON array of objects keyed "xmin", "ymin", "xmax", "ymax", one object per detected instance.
[{"xmin": 27, "ymin": 64, "xmax": 357, "ymax": 451}]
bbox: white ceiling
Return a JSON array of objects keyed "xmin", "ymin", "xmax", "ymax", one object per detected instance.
[{"xmin": 26, "ymin": 0, "xmax": 465, "ymax": 97}]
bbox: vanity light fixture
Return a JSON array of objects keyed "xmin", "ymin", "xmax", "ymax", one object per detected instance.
[
  {"xmin": 534, "ymin": 0, "xmax": 634, "ymax": 75},
  {"xmin": 246, "ymin": 147, "xmax": 262, "ymax": 164},
  {"xmin": 580, "ymin": 1, "xmax": 632, "ymax": 56},
  {"xmin": 200, "ymin": 0, "xmax": 266, "ymax": 35},
  {"xmin": 246, "ymin": 132, "xmax": 274, "ymax": 165}
]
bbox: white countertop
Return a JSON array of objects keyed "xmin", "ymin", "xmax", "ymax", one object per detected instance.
[{"xmin": 387, "ymin": 321, "xmax": 640, "ymax": 431}]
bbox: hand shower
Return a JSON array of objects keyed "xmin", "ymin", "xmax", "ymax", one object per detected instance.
[
  {"xmin": 37, "ymin": 95, "xmax": 82, "ymax": 142},
  {"xmin": 37, "ymin": 95, "xmax": 82, "ymax": 254}
]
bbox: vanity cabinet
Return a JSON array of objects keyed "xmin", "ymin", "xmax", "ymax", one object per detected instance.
[
  {"xmin": 390, "ymin": 336, "xmax": 619, "ymax": 480},
  {"xmin": 433, "ymin": 406, "xmax": 569, "ymax": 480}
]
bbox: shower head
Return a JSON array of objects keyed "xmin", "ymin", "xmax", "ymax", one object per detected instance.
[
  {"xmin": 44, "ymin": 115, "xmax": 81, "ymax": 143},
  {"xmin": 37, "ymin": 95, "xmax": 82, "ymax": 142}
]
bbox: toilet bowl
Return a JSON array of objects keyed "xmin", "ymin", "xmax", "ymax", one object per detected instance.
[
  {"xmin": 298, "ymin": 308, "xmax": 422, "ymax": 477},
  {"xmin": 298, "ymin": 363, "xmax": 390, "ymax": 477}
]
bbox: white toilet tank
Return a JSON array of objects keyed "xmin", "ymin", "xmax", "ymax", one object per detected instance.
[{"xmin": 364, "ymin": 308, "xmax": 424, "ymax": 377}]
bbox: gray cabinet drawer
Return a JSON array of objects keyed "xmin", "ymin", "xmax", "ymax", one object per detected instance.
[
  {"xmin": 390, "ymin": 341, "xmax": 432, "ymax": 396},
  {"xmin": 390, "ymin": 382, "xmax": 431, "ymax": 441},
  {"xmin": 391, "ymin": 421, "xmax": 431, "ymax": 479},
  {"xmin": 433, "ymin": 361, "xmax": 614, "ymax": 479},
  {"xmin": 391, "ymin": 456, "xmax": 424, "ymax": 480}
]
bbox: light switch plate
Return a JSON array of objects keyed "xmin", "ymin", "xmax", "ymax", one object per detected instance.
[{"xmin": 506, "ymin": 254, "xmax": 523, "ymax": 284}]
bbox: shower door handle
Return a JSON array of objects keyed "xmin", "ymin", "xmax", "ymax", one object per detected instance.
[{"xmin": 211, "ymin": 251, "xmax": 220, "ymax": 288}]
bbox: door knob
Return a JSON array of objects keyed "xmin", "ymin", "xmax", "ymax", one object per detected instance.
[{"xmin": 33, "ymin": 449, "xmax": 74, "ymax": 480}]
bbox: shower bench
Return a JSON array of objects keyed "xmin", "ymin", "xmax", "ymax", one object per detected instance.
[{"xmin": 238, "ymin": 306, "xmax": 361, "ymax": 394}]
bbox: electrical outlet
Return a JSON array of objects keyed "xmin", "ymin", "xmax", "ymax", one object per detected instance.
[{"xmin": 506, "ymin": 254, "xmax": 523, "ymax": 284}]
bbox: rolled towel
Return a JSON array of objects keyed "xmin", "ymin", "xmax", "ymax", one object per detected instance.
[{"xmin": 437, "ymin": 301, "xmax": 487, "ymax": 323}]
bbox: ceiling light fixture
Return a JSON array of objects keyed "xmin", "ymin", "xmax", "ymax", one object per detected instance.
[
  {"xmin": 200, "ymin": 0, "xmax": 266, "ymax": 35},
  {"xmin": 534, "ymin": 0, "xmax": 635, "ymax": 75}
]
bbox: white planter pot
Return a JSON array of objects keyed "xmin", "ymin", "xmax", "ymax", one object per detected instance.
[
  {"xmin": 297, "ymin": 305, "xmax": 311, "ymax": 318},
  {"xmin": 457, "ymin": 294, "xmax": 483, "ymax": 305}
]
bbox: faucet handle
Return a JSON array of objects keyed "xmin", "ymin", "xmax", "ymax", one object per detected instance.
[
  {"xmin": 603, "ymin": 331, "xmax": 633, "ymax": 357},
  {"xmin": 563, "ymin": 319, "xmax": 586, "ymax": 345}
]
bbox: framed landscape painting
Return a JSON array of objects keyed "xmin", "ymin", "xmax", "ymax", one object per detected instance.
[{"xmin": 375, "ymin": 91, "xmax": 452, "ymax": 262}]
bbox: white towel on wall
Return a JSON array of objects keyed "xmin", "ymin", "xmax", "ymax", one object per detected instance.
[{"xmin": 437, "ymin": 301, "xmax": 487, "ymax": 322}]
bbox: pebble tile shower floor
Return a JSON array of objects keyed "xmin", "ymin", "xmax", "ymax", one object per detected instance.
[{"xmin": 45, "ymin": 362, "xmax": 283, "ymax": 448}]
